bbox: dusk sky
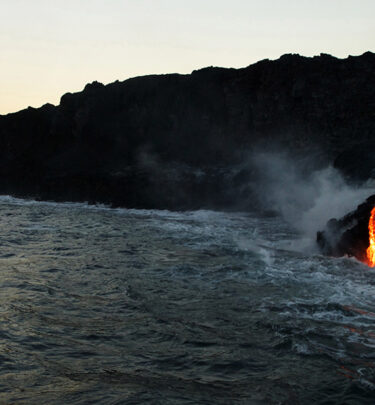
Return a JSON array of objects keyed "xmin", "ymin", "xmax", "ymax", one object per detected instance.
[{"xmin": 1, "ymin": 0, "xmax": 374, "ymax": 115}]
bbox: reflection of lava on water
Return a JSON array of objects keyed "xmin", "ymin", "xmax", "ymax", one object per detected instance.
[{"xmin": 366, "ymin": 207, "xmax": 375, "ymax": 267}]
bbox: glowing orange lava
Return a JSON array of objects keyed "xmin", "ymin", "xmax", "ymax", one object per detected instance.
[{"xmin": 366, "ymin": 207, "xmax": 375, "ymax": 267}]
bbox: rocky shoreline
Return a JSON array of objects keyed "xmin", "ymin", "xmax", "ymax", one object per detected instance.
[{"xmin": 317, "ymin": 195, "xmax": 375, "ymax": 263}]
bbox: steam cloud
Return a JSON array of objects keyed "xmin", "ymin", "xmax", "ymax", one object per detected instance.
[{"xmin": 251, "ymin": 151, "xmax": 374, "ymax": 239}]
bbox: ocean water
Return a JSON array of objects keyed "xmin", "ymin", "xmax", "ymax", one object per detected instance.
[{"xmin": 0, "ymin": 196, "xmax": 375, "ymax": 404}]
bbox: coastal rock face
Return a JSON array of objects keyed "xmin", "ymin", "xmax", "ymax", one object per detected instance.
[
  {"xmin": 317, "ymin": 195, "xmax": 375, "ymax": 263},
  {"xmin": 334, "ymin": 142, "xmax": 375, "ymax": 183},
  {"xmin": 0, "ymin": 52, "xmax": 375, "ymax": 209}
]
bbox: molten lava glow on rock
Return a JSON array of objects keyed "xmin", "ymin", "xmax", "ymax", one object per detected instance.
[{"xmin": 366, "ymin": 207, "xmax": 375, "ymax": 267}]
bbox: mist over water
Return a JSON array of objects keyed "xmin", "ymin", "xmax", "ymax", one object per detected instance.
[{"xmin": 251, "ymin": 151, "xmax": 374, "ymax": 240}]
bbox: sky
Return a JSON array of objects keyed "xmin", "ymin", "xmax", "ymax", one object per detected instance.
[{"xmin": 1, "ymin": 0, "xmax": 374, "ymax": 115}]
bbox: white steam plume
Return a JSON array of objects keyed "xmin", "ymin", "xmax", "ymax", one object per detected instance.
[{"xmin": 252, "ymin": 151, "xmax": 374, "ymax": 238}]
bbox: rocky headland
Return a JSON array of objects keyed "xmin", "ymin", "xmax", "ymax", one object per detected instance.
[{"xmin": 0, "ymin": 52, "xmax": 374, "ymax": 210}]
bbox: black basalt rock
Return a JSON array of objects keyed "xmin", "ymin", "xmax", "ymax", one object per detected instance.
[
  {"xmin": 334, "ymin": 142, "xmax": 375, "ymax": 183},
  {"xmin": 0, "ymin": 52, "xmax": 375, "ymax": 209},
  {"xmin": 317, "ymin": 195, "xmax": 375, "ymax": 263}
]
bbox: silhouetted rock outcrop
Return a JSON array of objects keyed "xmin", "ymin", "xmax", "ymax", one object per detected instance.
[
  {"xmin": 0, "ymin": 52, "xmax": 374, "ymax": 209},
  {"xmin": 317, "ymin": 195, "xmax": 375, "ymax": 263}
]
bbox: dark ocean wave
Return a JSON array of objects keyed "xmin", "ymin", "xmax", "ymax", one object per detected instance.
[{"xmin": 0, "ymin": 196, "xmax": 375, "ymax": 403}]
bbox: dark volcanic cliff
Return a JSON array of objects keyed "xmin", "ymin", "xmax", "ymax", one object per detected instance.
[{"xmin": 0, "ymin": 52, "xmax": 374, "ymax": 209}]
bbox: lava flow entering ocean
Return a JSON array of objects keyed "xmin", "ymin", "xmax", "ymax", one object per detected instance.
[{"xmin": 366, "ymin": 207, "xmax": 375, "ymax": 267}]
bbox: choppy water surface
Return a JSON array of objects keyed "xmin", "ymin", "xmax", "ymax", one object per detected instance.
[{"xmin": 1, "ymin": 196, "xmax": 375, "ymax": 404}]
